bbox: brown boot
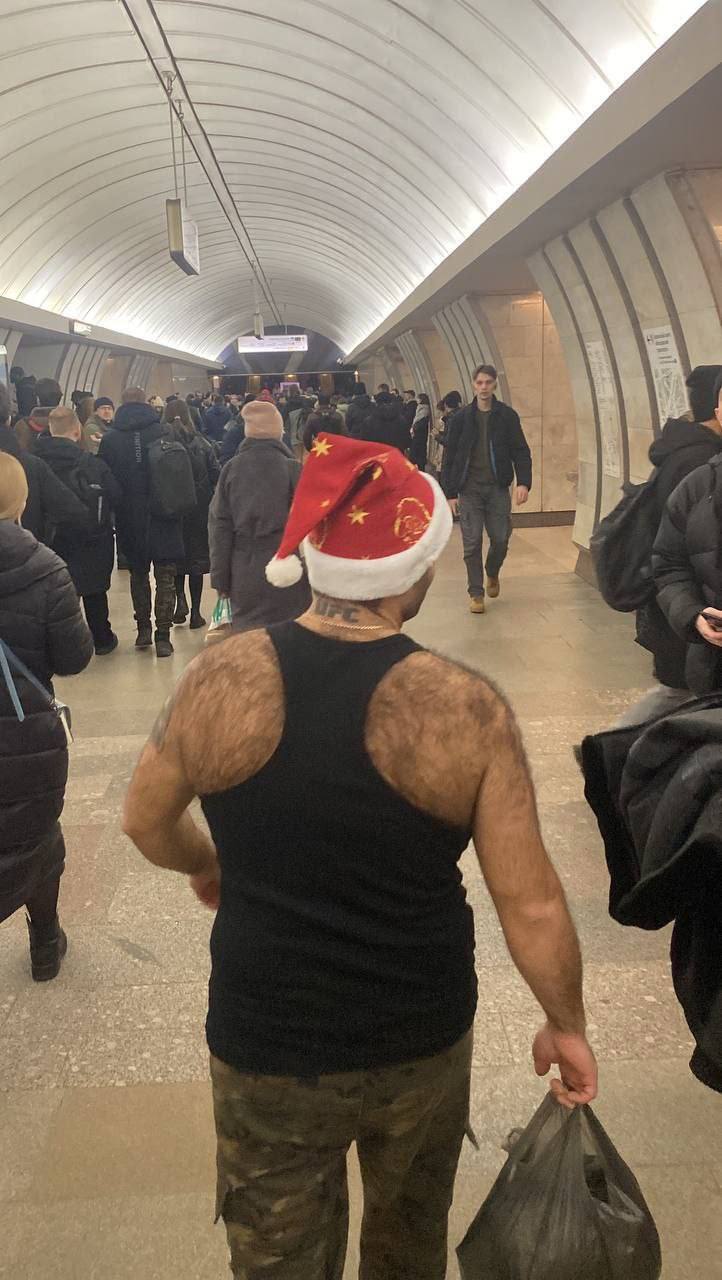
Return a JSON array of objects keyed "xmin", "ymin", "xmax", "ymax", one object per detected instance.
[
  {"xmin": 487, "ymin": 577, "xmax": 500, "ymax": 599},
  {"xmin": 469, "ymin": 596, "xmax": 485, "ymax": 615}
]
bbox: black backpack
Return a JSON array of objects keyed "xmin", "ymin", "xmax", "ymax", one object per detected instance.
[
  {"xmin": 590, "ymin": 471, "xmax": 662, "ymax": 612},
  {"xmin": 136, "ymin": 433, "xmax": 197, "ymax": 520},
  {"xmin": 66, "ymin": 458, "xmax": 113, "ymax": 538}
]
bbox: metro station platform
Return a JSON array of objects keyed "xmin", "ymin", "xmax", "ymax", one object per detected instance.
[{"xmin": 1, "ymin": 528, "xmax": 721, "ymax": 1279}]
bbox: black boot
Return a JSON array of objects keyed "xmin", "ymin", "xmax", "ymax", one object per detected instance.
[
  {"xmin": 26, "ymin": 914, "xmax": 67, "ymax": 982},
  {"xmin": 155, "ymin": 630, "xmax": 174, "ymax": 658},
  {"xmin": 173, "ymin": 574, "xmax": 189, "ymax": 624},
  {"xmin": 189, "ymin": 610, "xmax": 206, "ymax": 630},
  {"xmin": 188, "ymin": 574, "xmax": 205, "ymax": 629},
  {"xmin": 135, "ymin": 624, "xmax": 153, "ymax": 650}
]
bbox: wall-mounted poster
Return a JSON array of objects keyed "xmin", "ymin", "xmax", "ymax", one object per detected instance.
[{"xmin": 643, "ymin": 326, "xmax": 688, "ymax": 422}]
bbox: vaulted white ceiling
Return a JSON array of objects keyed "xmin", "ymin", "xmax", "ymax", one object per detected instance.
[{"xmin": 0, "ymin": 0, "xmax": 707, "ymax": 359}]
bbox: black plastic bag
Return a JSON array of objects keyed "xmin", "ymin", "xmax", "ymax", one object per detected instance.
[{"xmin": 457, "ymin": 1095, "xmax": 661, "ymax": 1279}]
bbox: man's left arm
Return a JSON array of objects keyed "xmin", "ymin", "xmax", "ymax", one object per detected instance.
[
  {"xmin": 509, "ymin": 409, "xmax": 532, "ymax": 505},
  {"xmin": 123, "ymin": 686, "xmax": 220, "ymax": 905}
]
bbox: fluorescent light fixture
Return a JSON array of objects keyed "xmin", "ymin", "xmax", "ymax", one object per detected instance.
[{"xmin": 238, "ymin": 334, "xmax": 308, "ymax": 353}]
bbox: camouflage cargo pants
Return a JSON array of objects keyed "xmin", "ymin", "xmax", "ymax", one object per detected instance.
[
  {"xmin": 211, "ymin": 1031, "xmax": 472, "ymax": 1279},
  {"xmin": 129, "ymin": 563, "xmax": 176, "ymax": 631}
]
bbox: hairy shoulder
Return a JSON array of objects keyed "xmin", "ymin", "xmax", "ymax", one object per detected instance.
[
  {"xmin": 154, "ymin": 630, "xmax": 283, "ymax": 793},
  {"xmin": 373, "ymin": 649, "xmax": 508, "ymax": 731},
  {"xmin": 367, "ymin": 649, "xmax": 520, "ymax": 827}
]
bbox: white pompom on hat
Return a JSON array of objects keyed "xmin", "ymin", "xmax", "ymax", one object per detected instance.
[
  {"xmin": 242, "ymin": 400, "xmax": 284, "ymax": 439},
  {"xmin": 265, "ymin": 433, "xmax": 452, "ymax": 599}
]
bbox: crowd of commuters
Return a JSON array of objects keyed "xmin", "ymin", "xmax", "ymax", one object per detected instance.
[{"xmin": 5, "ymin": 352, "xmax": 722, "ymax": 1276}]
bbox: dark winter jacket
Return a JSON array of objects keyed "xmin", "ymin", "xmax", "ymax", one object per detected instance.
[
  {"xmin": 98, "ymin": 402, "xmax": 184, "ymax": 569},
  {"xmin": 0, "ymin": 426, "xmax": 88, "ymax": 545},
  {"xmin": 33, "ymin": 434, "xmax": 120, "ymax": 596},
  {"xmin": 219, "ymin": 419, "xmax": 246, "ymax": 466},
  {"xmin": 345, "ymin": 394, "xmax": 374, "ymax": 438},
  {"xmin": 635, "ymin": 419, "xmax": 722, "ymax": 688},
  {"xmin": 581, "ymin": 695, "xmax": 722, "ymax": 1093},
  {"xmin": 302, "ymin": 410, "xmax": 346, "ymax": 454},
  {"xmin": 209, "ymin": 438, "xmax": 310, "ymax": 633},
  {"xmin": 166, "ymin": 425, "xmax": 220, "ymax": 575},
  {"xmin": 0, "ymin": 522, "xmax": 93, "ymax": 912},
  {"xmin": 203, "ymin": 404, "xmax": 232, "ymax": 442},
  {"xmin": 653, "ymin": 454, "xmax": 722, "ymax": 697},
  {"xmin": 441, "ymin": 397, "xmax": 532, "ymax": 496},
  {"xmin": 356, "ymin": 398, "xmax": 412, "ymax": 454}
]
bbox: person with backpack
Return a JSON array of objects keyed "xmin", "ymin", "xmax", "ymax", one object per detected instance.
[
  {"xmin": 99, "ymin": 388, "xmax": 192, "ymax": 658},
  {"xmin": 34, "ymin": 407, "xmax": 121, "ymax": 655},
  {"xmin": 161, "ymin": 399, "xmax": 220, "ymax": 630},
  {"xmin": 591, "ymin": 364, "xmax": 722, "ymax": 727},
  {"xmin": 0, "ymin": 452, "xmax": 94, "ymax": 980},
  {"xmin": 651, "ymin": 371, "xmax": 722, "ymax": 701}
]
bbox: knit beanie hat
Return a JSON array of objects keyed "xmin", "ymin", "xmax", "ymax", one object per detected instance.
[
  {"xmin": 686, "ymin": 365, "xmax": 722, "ymax": 421},
  {"xmin": 0, "ymin": 453, "xmax": 29, "ymax": 521},
  {"xmin": 241, "ymin": 400, "xmax": 284, "ymax": 439},
  {"xmin": 94, "ymin": 397, "xmax": 114, "ymax": 410},
  {"xmin": 266, "ymin": 433, "xmax": 451, "ymax": 597}
]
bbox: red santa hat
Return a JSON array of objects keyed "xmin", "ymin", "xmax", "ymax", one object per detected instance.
[{"xmin": 266, "ymin": 434, "xmax": 452, "ymax": 599}]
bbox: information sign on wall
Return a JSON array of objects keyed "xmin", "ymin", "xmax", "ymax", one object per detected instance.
[
  {"xmin": 237, "ymin": 334, "xmax": 308, "ymax": 353},
  {"xmin": 585, "ymin": 339, "xmax": 621, "ymax": 477},
  {"xmin": 643, "ymin": 326, "xmax": 688, "ymax": 422},
  {"xmin": 166, "ymin": 198, "xmax": 200, "ymax": 276}
]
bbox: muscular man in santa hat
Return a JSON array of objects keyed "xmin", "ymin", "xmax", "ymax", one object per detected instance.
[{"xmin": 123, "ymin": 434, "xmax": 597, "ymax": 1280}]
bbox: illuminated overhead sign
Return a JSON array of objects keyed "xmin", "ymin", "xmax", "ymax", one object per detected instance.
[
  {"xmin": 237, "ymin": 334, "xmax": 308, "ymax": 353},
  {"xmin": 166, "ymin": 198, "xmax": 200, "ymax": 276},
  {"xmin": 71, "ymin": 320, "xmax": 93, "ymax": 336}
]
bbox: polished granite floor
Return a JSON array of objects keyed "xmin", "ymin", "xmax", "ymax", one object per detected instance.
[{"xmin": 1, "ymin": 527, "xmax": 721, "ymax": 1279}]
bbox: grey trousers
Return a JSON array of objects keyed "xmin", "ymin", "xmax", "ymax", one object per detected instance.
[{"xmin": 458, "ymin": 483, "xmax": 512, "ymax": 597}]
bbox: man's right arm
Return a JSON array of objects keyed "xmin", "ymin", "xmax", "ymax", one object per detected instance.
[{"xmin": 472, "ymin": 695, "xmax": 597, "ymax": 1106}]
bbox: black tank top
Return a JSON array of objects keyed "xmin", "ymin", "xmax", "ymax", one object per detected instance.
[{"xmin": 202, "ymin": 620, "xmax": 477, "ymax": 1076}]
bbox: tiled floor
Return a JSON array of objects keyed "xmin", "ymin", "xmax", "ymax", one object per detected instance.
[{"xmin": 1, "ymin": 526, "xmax": 721, "ymax": 1278}]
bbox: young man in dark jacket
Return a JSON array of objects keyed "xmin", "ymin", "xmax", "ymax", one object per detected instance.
[
  {"xmin": 627, "ymin": 364, "xmax": 722, "ymax": 725},
  {"xmin": 99, "ymin": 388, "xmax": 185, "ymax": 658},
  {"xmin": 35, "ymin": 406, "xmax": 121, "ymax": 655},
  {"xmin": 653, "ymin": 373, "xmax": 722, "ymax": 700},
  {"xmin": 441, "ymin": 365, "xmax": 532, "ymax": 613}
]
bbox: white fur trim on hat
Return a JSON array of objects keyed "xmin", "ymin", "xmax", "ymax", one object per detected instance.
[
  {"xmin": 300, "ymin": 472, "xmax": 452, "ymax": 600},
  {"xmin": 266, "ymin": 553, "xmax": 304, "ymax": 588}
]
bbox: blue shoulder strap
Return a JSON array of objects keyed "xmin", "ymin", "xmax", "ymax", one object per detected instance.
[{"xmin": 0, "ymin": 638, "xmax": 52, "ymax": 723}]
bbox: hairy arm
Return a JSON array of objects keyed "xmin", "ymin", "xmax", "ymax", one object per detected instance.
[
  {"xmin": 473, "ymin": 695, "xmax": 596, "ymax": 1103},
  {"xmin": 123, "ymin": 669, "xmax": 218, "ymax": 881}
]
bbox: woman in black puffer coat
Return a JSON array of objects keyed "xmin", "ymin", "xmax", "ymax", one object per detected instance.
[
  {"xmin": 653, "ymin": 452, "xmax": 722, "ymax": 697},
  {"xmin": 0, "ymin": 454, "xmax": 94, "ymax": 980}
]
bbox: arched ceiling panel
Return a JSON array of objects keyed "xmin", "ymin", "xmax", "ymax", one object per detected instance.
[{"xmin": 0, "ymin": 0, "xmax": 707, "ymax": 359}]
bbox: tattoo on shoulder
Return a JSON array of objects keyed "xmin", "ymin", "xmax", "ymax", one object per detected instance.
[
  {"xmin": 149, "ymin": 693, "xmax": 175, "ymax": 751},
  {"xmin": 313, "ymin": 595, "xmax": 361, "ymax": 623}
]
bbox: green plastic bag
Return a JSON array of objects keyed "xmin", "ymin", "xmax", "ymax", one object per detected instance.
[
  {"xmin": 205, "ymin": 596, "xmax": 232, "ymax": 645},
  {"xmin": 457, "ymin": 1095, "xmax": 661, "ymax": 1280}
]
